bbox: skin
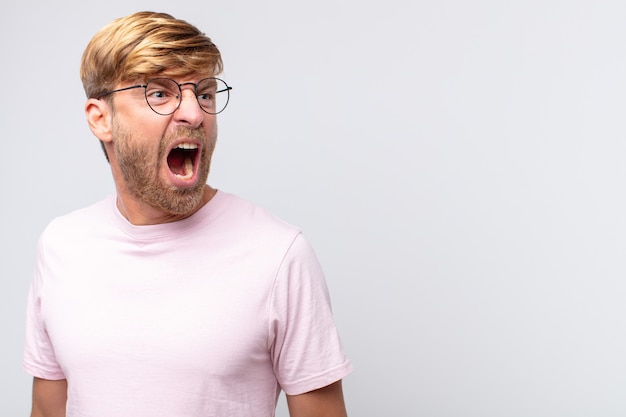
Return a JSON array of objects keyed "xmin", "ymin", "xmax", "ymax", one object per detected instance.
[
  {"xmin": 30, "ymin": 74, "xmax": 348, "ymax": 416},
  {"xmin": 31, "ymin": 378, "xmax": 66, "ymax": 417},
  {"xmin": 287, "ymin": 380, "xmax": 348, "ymax": 417},
  {"xmin": 87, "ymin": 74, "xmax": 218, "ymax": 225}
]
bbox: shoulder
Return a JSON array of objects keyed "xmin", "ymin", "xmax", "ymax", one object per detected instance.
[
  {"xmin": 212, "ymin": 191, "xmax": 301, "ymax": 235},
  {"xmin": 40, "ymin": 196, "xmax": 113, "ymax": 246},
  {"xmin": 203, "ymin": 191, "xmax": 310, "ymax": 263}
]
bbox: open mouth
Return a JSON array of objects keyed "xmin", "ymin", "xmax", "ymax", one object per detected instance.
[{"xmin": 167, "ymin": 143, "xmax": 198, "ymax": 179}]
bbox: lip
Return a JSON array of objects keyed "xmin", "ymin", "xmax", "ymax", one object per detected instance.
[{"xmin": 163, "ymin": 137, "xmax": 203, "ymax": 188}]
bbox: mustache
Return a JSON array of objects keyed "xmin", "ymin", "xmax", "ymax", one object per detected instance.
[
  {"xmin": 163, "ymin": 126, "xmax": 207, "ymax": 142},
  {"xmin": 159, "ymin": 126, "xmax": 209, "ymax": 157}
]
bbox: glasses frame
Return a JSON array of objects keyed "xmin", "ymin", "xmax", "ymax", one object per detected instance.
[{"xmin": 96, "ymin": 77, "xmax": 232, "ymax": 115}]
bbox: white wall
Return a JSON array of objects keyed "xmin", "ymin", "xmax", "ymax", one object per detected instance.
[{"xmin": 3, "ymin": 1, "xmax": 626, "ymax": 415}]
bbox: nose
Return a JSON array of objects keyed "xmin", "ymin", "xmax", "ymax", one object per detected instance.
[{"xmin": 172, "ymin": 87, "xmax": 205, "ymax": 127}]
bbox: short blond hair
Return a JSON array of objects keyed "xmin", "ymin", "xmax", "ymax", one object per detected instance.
[{"xmin": 80, "ymin": 11, "xmax": 223, "ymax": 99}]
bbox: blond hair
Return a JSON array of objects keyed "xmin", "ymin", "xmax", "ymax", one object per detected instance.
[{"xmin": 80, "ymin": 11, "xmax": 223, "ymax": 99}]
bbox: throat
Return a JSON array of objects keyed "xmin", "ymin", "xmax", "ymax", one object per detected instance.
[{"xmin": 167, "ymin": 148, "xmax": 196, "ymax": 177}]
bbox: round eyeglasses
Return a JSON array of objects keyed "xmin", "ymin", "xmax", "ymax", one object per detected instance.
[{"xmin": 97, "ymin": 77, "xmax": 232, "ymax": 115}]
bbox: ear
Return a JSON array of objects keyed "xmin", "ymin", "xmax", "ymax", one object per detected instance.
[{"xmin": 85, "ymin": 98, "xmax": 113, "ymax": 143}]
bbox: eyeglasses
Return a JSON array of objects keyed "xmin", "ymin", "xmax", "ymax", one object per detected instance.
[{"xmin": 97, "ymin": 77, "xmax": 232, "ymax": 115}]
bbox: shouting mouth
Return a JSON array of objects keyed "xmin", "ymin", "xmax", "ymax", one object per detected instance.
[{"xmin": 167, "ymin": 142, "xmax": 199, "ymax": 181}]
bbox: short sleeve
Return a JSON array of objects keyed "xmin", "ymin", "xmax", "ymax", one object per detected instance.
[
  {"xmin": 23, "ymin": 236, "xmax": 66, "ymax": 380},
  {"xmin": 269, "ymin": 233, "xmax": 352, "ymax": 395}
]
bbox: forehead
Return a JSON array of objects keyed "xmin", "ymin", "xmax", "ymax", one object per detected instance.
[
  {"xmin": 144, "ymin": 78, "xmax": 219, "ymax": 90},
  {"xmin": 149, "ymin": 70, "xmax": 216, "ymax": 82}
]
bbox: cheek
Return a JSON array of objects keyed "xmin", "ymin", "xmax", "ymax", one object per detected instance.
[
  {"xmin": 113, "ymin": 112, "xmax": 169, "ymax": 145},
  {"xmin": 203, "ymin": 116, "xmax": 218, "ymax": 134},
  {"xmin": 201, "ymin": 121, "xmax": 218, "ymax": 150}
]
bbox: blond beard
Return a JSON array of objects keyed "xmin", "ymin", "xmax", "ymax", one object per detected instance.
[{"xmin": 112, "ymin": 119, "xmax": 216, "ymax": 216}]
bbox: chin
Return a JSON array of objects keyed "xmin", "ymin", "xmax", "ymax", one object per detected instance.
[{"xmin": 159, "ymin": 186, "xmax": 207, "ymax": 215}]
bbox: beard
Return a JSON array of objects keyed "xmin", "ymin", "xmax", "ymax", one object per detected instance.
[{"xmin": 111, "ymin": 118, "xmax": 216, "ymax": 216}]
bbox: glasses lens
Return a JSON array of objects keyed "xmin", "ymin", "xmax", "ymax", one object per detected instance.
[
  {"xmin": 145, "ymin": 79, "xmax": 180, "ymax": 115},
  {"xmin": 197, "ymin": 78, "xmax": 230, "ymax": 114}
]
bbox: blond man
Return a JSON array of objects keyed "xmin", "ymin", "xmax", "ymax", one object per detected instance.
[{"xmin": 24, "ymin": 11, "xmax": 351, "ymax": 417}]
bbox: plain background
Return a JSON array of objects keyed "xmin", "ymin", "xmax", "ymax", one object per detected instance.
[{"xmin": 3, "ymin": 0, "xmax": 626, "ymax": 415}]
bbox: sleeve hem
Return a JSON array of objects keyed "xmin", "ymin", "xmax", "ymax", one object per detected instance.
[
  {"xmin": 23, "ymin": 361, "xmax": 66, "ymax": 381},
  {"xmin": 281, "ymin": 360, "xmax": 353, "ymax": 396}
]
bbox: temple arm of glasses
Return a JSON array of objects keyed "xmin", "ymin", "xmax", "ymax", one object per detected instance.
[{"xmin": 96, "ymin": 84, "xmax": 147, "ymax": 99}]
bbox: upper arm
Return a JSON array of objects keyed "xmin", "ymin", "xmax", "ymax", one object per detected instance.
[
  {"xmin": 286, "ymin": 380, "xmax": 348, "ymax": 417},
  {"xmin": 31, "ymin": 377, "xmax": 67, "ymax": 417}
]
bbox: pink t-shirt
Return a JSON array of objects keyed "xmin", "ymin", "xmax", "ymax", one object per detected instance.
[{"xmin": 24, "ymin": 191, "xmax": 351, "ymax": 416}]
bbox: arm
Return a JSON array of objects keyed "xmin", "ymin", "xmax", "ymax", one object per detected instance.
[
  {"xmin": 286, "ymin": 380, "xmax": 348, "ymax": 417},
  {"xmin": 30, "ymin": 377, "xmax": 67, "ymax": 417}
]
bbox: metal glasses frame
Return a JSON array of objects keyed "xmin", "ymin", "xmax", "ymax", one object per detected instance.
[{"xmin": 96, "ymin": 77, "xmax": 232, "ymax": 115}]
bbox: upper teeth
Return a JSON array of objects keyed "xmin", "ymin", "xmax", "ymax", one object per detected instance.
[{"xmin": 176, "ymin": 143, "xmax": 198, "ymax": 150}]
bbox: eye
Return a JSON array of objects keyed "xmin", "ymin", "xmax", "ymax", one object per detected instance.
[
  {"xmin": 197, "ymin": 91, "xmax": 215, "ymax": 101},
  {"xmin": 196, "ymin": 79, "xmax": 217, "ymax": 101},
  {"xmin": 147, "ymin": 88, "xmax": 177, "ymax": 100},
  {"xmin": 145, "ymin": 79, "xmax": 180, "ymax": 104},
  {"xmin": 196, "ymin": 86, "xmax": 216, "ymax": 109}
]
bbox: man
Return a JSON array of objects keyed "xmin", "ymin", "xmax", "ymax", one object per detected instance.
[{"xmin": 23, "ymin": 11, "xmax": 351, "ymax": 417}]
